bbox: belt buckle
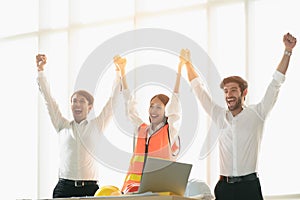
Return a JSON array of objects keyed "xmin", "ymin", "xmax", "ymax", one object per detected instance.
[
  {"xmin": 227, "ymin": 176, "xmax": 242, "ymax": 183},
  {"xmin": 75, "ymin": 181, "xmax": 84, "ymax": 187},
  {"xmin": 227, "ymin": 176, "xmax": 239, "ymax": 184},
  {"xmin": 227, "ymin": 176, "xmax": 234, "ymax": 183}
]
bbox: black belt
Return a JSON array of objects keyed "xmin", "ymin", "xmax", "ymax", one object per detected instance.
[
  {"xmin": 59, "ymin": 178, "xmax": 98, "ymax": 187},
  {"xmin": 220, "ymin": 173, "xmax": 258, "ymax": 184}
]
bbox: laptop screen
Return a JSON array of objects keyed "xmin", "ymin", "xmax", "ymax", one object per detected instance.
[{"xmin": 137, "ymin": 157, "xmax": 192, "ymax": 196}]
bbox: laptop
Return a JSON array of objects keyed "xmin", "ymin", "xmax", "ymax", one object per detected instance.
[{"xmin": 136, "ymin": 157, "xmax": 192, "ymax": 196}]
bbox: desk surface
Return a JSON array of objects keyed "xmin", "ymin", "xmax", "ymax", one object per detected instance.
[{"xmin": 35, "ymin": 195, "xmax": 198, "ymax": 200}]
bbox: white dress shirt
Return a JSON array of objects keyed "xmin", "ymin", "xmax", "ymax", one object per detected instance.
[
  {"xmin": 37, "ymin": 71, "xmax": 120, "ymax": 181},
  {"xmin": 191, "ymin": 70, "xmax": 285, "ymax": 176}
]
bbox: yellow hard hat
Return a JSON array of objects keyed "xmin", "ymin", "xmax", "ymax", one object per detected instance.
[{"xmin": 94, "ymin": 185, "xmax": 122, "ymax": 196}]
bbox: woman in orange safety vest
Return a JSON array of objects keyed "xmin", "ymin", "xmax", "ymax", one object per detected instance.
[{"xmin": 113, "ymin": 50, "xmax": 188, "ymax": 194}]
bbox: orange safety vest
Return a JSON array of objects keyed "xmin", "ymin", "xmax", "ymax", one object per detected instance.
[{"xmin": 121, "ymin": 123, "xmax": 180, "ymax": 193}]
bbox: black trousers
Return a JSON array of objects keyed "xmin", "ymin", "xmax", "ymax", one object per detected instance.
[
  {"xmin": 214, "ymin": 178, "xmax": 264, "ymax": 200},
  {"xmin": 53, "ymin": 178, "xmax": 99, "ymax": 198}
]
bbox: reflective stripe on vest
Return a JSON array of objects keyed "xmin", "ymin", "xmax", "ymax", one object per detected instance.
[
  {"xmin": 132, "ymin": 155, "xmax": 145, "ymax": 163},
  {"xmin": 121, "ymin": 123, "xmax": 179, "ymax": 193},
  {"xmin": 125, "ymin": 173, "xmax": 142, "ymax": 182}
]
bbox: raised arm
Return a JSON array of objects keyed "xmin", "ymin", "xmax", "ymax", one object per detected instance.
[
  {"xmin": 256, "ymin": 33, "xmax": 297, "ymax": 119},
  {"xmin": 166, "ymin": 50, "xmax": 187, "ymax": 147},
  {"xmin": 114, "ymin": 55, "xmax": 143, "ymax": 128},
  {"xmin": 173, "ymin": 50, "xmax": 185, "ymax": 93},
  {"xmin": 182, "ymin": 49, "xmax": 224, "ymax": 124},
  {"xmin": 276, "ymin": 33, "xmax": 297, "ymax": 75},
  {"xmin": 36, "ymin": 54, "xmax": 69, "ymax": 132},
  {"xmin": 93, "ymin": 58, "xmax": 122, "ymax": 133},
  {"xmin": 114, "ymin": 55, "xmax": 128, "ymax": 90},
  {"xmin": 182, "ymin": 49, "xmax": 199, "ymax": 82}
]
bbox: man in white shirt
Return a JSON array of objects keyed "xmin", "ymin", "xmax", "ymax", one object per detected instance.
[
  {"xmin": 183, "ymin": 33, "xmax": 296, "ymax": 200},
  {"xmin": 36, "ymin": 54, "xmax": 120, "ymax": 198}
]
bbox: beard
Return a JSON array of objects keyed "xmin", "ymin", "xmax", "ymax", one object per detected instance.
[{"xmin": 227, "ymin": 96, "xmax": 242, "ymax": 111}]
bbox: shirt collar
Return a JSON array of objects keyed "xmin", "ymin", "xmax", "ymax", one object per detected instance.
[
  {"xmin": 72, "ymin": 119, "xmax": 89, "ymax": 126},
  {"xmin": 226, "ymin": 104, "xmax": 247, "ymax": 118},
  {"xmin": 149, "ymin": 121, "xmax": 166, "ymax": 136}
]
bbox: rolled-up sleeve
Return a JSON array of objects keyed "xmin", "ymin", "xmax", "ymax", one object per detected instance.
[{"xmin": 273, "ymin": 70, "xmax": 285, "ymax": 85}]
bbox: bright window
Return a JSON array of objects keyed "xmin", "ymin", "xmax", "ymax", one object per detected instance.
[{"xmin": 0, "ymin": 0, "xmax": 38, "ymax": 37}]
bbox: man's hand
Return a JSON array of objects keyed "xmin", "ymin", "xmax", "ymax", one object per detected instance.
[
  {"xmin": 283, "ymin": 33, "xmax": 297, "ymax": 52},
  {"xmin": 36, "ymin": 54, "xmax": 47, "ymax": 72}
]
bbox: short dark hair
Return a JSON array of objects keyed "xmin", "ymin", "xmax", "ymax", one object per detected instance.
[
  {"xmin": 220, "ymin": 76, "xmax": 248, "ymax": 93},
  {"xmin": 71, "ymin": 90, "xmax": 94, "ymax": 105}
]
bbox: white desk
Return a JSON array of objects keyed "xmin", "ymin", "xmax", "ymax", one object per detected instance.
[{"xmin": 33, "ymin": 195, "xmax": 198, "ymax": 200}]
